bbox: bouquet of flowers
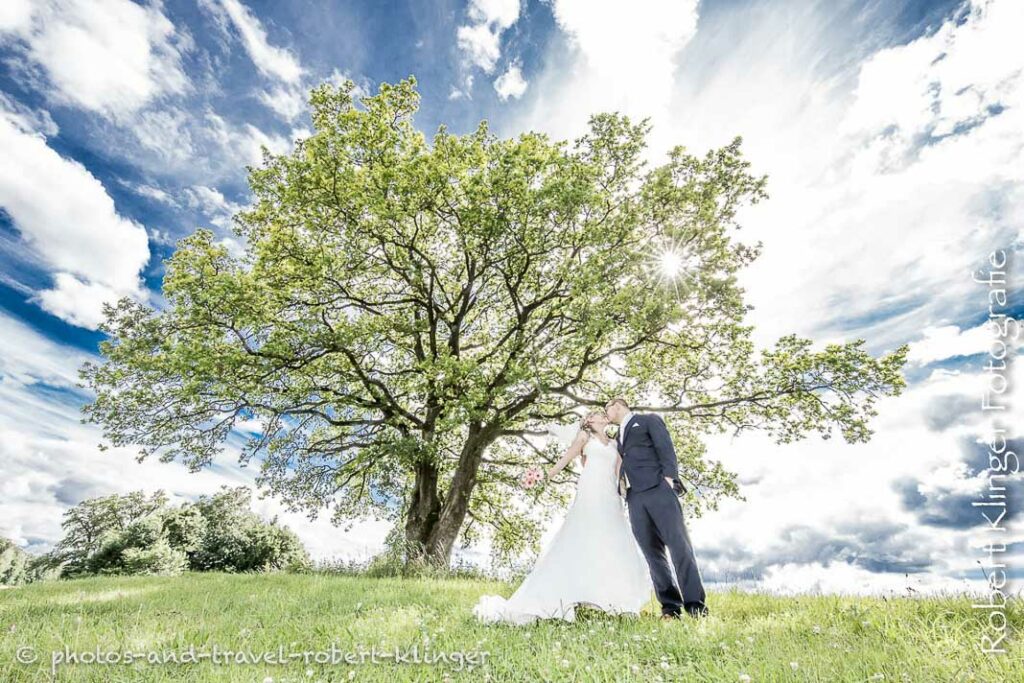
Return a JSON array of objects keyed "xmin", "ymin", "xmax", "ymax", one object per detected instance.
[{"xmin": 521, "ymin": 466, "xmax": 543, "ymax": 489}]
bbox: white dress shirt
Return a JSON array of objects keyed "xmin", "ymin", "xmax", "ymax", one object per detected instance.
[{"xmin": 618, "ymin": 411, "xmax": 635, "ymax": 448}]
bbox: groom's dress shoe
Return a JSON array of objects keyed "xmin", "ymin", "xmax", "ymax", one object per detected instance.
[
  {"xmin": 685, "ymin": 603, "xmax": 709, "ymax": 618},
  {"xmin": 660, "ymin": 611, "xmax": 681, "ymax": 620}
]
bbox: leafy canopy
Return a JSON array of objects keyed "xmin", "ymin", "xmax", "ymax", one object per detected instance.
[{"xmin": 81, "ymin": 78, "xmax": 907, "ymax": 562}]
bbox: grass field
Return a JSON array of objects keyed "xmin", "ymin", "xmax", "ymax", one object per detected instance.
[{"xmin": 0, "ymin": 573, "xmax": 1020, "ymax": 682}]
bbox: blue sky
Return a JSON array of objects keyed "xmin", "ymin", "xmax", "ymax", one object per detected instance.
[{"xmin": 1, "ymin": 0, "xmax": 1021, "ymax": 593}]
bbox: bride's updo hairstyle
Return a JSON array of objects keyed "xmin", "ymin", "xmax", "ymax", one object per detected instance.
[{"xmin": 580, "ymin": 410, "xmax": 605, "ymax": 436}]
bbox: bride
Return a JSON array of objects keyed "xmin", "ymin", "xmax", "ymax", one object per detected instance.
[{"xmin": 473, "ymin": 411, "xmax": 652, "ymax": 624}]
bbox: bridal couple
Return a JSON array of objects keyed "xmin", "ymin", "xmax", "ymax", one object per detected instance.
[{"xmin": 473, "ymin": 399, "xmax": 707, "ymax": 625}]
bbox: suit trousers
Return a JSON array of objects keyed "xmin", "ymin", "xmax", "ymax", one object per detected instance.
[{"xmin": 626, "ymin": 480, "xmax": 706, "ymax": 614}]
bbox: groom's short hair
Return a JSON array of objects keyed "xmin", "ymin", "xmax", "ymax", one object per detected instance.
[{"xmin": 606, "ymin": 398, "xmax": 630, "ymax": 410}]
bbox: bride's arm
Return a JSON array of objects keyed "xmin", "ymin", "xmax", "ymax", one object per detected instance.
[{"xmin": 545, "ymin": 430, "xmax": 588, "ymax": 482}]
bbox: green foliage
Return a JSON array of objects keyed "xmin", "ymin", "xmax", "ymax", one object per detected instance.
[
  {"xmin": 42, "ymin": 487, "xmax": 309, "ymax": 578},
  {"xmin": 52, "ymin": 490, "xmax": 168, "ymax": 576},
  {"xmin": 162, "ymin": 505, "xmax": 207, "ymax": 553},
  {"xmin": 0, "ymin": 537, "xmax": 30, "ymax": 586},
  {"xmin": 189, "ymin": 486, "xmax": 311, "ymax": 573},
  {"xmin": 80, "ymin": 77, "xmax": 908, "ymax": 565},
  {"xmin": 85, "ymin": 514, "xmax": 165, "ymax": 575},
  {"xmin": 120, "ymin": 540, "xmax": 189, "ymax": 576}
]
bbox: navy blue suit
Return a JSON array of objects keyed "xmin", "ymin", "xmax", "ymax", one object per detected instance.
[{"xmin": 617, "ymin": 413, "xmax": 706, "ymax": 615}]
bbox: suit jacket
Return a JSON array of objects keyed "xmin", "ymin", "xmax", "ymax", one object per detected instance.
[{"xmin": 617, "ymin": 413, "xmax": 684, "ymax": 495}]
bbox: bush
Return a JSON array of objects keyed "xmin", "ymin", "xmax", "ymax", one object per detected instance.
[
  {"xmin": 86, "ymin": 515, "xmax": 169, "ymax": 575},
  {"xmin": 0, "ymin": 537, "xmax": 30, "ymax": 586},
  {"xmin": 121, "ymin": 540, "xmax": 189, "ymax": 575},
  {"xmin": 190, "ymin": 489, "xmax": 310, "ymax": 572},
  {"xmin": 162, "ymin": 506, "xmax": 207, "ymax": 553},
  {"xmin": 46, "ymin": 487, "xmax": 310, "ymax": 578}
]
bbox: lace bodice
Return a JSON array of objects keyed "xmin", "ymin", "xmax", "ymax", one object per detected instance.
[{"xmin": 583, "ymin": 436, "xmax": 618, "ymax": 462}]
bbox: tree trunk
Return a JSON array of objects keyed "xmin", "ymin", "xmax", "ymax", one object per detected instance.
[
  {"xmin": 404, "ymin": 460, "xmax": 441, "ymax": 559},
  {"xmin": 402, "ymin": 426, "xmax": 493, "ymax": 567}
]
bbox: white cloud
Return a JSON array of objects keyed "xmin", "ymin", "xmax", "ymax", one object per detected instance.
[
  {"xmin": 0, "ymin": 91, "xmax": 58, "ymax": 136},
  {"xmin": 550, "ymin": 0, "xmax": 697, "ymax": 86},
  {"xmin": 509, "ymin": 0, "xmax": 697, "ymax": 147},
  {"xmin": 0, "ymin": 0, "xmax": 190, "ymax": 120},
  {"xmin": 0, "ymin": 311, "xmax": 89, "ymax": 390},
  {"xmin": 752, "ymin": 561, "xmax": 986, "ymax": 596},
  {"xmin": 457, "ymin": 0, "xmax": 521, "ymax": 73},
  {"xmin": 691, "ymin": 358, "xmax": 1023, "ymax": 595},
  {"xmin": 449, "ymin": 74, "xmax": 475, "ymax": 101},
  {"xmin": 0, "ymin": 0, "xmax": 34, "ymax": 33},
  {"xmin": 660, "ymin": 0, "xmax": 1024, "ymax": 349},
  {"xmin": 35, "ymin": 274, "xmax": 125, "ymax": 330},
  {"xmin": 129, "ymin": 107, "xmax": 197, "ymax": 166},
  {"xmin": 842, "ymin": 0, "xmax": 1022, "ymax": 144},
  {"xmin": 494, "ymin": 63, "xmax": 528, "ymax": 101},
  {"xmin": 127, "ymin": 106, "xmax": 292, "ymax": 181},
  {"xmin": 908, "ymin": 322, "xmax": 1019, "ymax": 365},
  {"xmin": 121, "ymin": 180, "xmax": 176, "ymax": 206},
  {"xmin": 199, "ymin": 0, "xmax": 302, "ymax": 84},
  {"xmin": 183, "ymin": 184, "xmax": 243, "ymax": 228},
  {"xmin": 1, "ymin": 0, "xmax": 1020, "ymax": 596},
  {"xmin": 203, "ymin": 109, "xmax": 293, "ymax": 165},
  {"xmin": 258, "ymin": 84, "xmax": 306, "ymax": 121},
  {"xmin": 184, "ymin": 184, "xmax": 232, "ymax": 212},
  {"xmin": 198, "ymin": 0, "xmax": 310, "ymax": 121},
  {"xmin": 0, "ymin": 109, "xmax": 150, "ymax": 329}
]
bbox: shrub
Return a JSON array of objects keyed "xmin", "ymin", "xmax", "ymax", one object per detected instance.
[
  {"xmin": 121, "ymin": 540, "xmax": 189, "ymax": 575},
  {"xmin": 45, "ymin": 487, "xmax": 310, "ymax": 578},
  {"xmin": 0, "ymin": 537, "xmax": 30, "ymax": 586}
]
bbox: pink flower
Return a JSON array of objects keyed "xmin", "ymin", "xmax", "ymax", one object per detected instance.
[{"xmin": 521, "ymin": 467, "xmax": 543, "ymax": 489}]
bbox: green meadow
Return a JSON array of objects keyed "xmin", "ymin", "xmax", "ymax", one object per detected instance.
[{"xmin": 1, "ymin": 573, "xmax": 1020, "ymax": 682}]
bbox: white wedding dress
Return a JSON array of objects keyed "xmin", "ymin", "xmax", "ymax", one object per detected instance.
[{"xmin": 473, "ymin": 434, "xmax": 652, "ymax": 624}]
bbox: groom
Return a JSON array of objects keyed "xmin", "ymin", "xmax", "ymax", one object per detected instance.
[{"xmin": 605, "ymin": 398, "xmax": 708, "ymax": 618}]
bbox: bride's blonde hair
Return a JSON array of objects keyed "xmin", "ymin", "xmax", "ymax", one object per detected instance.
[{"xmin": 579, "ymin": 410, "xmax": 605, "ymax": 436}]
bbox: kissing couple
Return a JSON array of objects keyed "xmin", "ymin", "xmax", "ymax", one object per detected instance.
[{"xmin": 474, "ymin": 398, "xmax": 707, "ymax": 625}]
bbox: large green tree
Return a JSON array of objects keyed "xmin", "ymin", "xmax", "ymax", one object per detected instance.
[{"xmin": 81, "ymin": 78, "xmax": 907, "ymax": 567}]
